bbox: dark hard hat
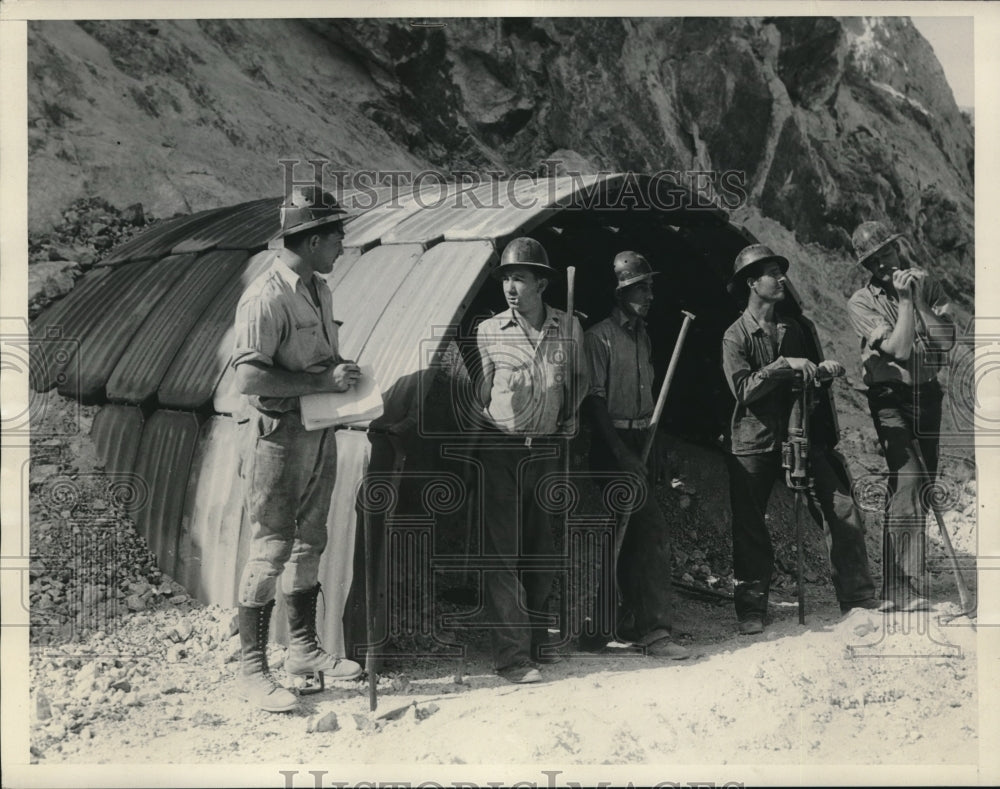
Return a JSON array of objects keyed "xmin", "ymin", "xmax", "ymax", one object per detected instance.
[
  {"xmin": 728, "ymin": 244, "xmax": 789, "ymax": 294},
  {"xmin": 495, "ymin": 237, "xmax": 556, "ymax": 278},
  {"xmin": 613, "ymin": 251, "xmax": 658, "ymax": 290},
  {"xmin": 852, "ymin": 221, "xmax": 902, "ymax": 266},
  {"xmin": 277, "ymin": 185, "xmax": 347, "ymax": 238}
]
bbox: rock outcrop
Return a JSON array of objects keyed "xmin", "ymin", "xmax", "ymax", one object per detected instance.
[{"xmin": 28, "ymin": 17, "xmax": 973, "ymax": 305}]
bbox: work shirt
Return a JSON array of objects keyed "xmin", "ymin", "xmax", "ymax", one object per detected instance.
[
  {"xmin": 846, "ymin": 275, "xmax": 951, "ymax": 387},
  {"xmin": 476, "ymin": 306, "xmax": 588, "ymax": 436},
  {"xmin": 722, "ymin": 309, "xmax": 809, "ymax": 455},
  {"xmin": 584, "ymin": 307, "xmax": 655, "ymax": 421},
  {"xmin": 232, "ymin": 258, "xmax": 342, "ymax": 415}
]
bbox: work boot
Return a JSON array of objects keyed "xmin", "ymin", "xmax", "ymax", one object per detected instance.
[
  {"xmin": 497, "ymin": 662, "xmax": 543, "ymax": 684},
  {"xmin": 737, "ymin": 616, "xmax": 765, "ymax": 635},
  {"xmin": 237, "ymin": 600, "xmax": 298, "ymax": 713},
  {"xmin": 284, "ymin": 584, "xmax": 362, "ymax": 691},
  {"xmin": 645, "ymin": 637, "xmax": 691, "ymax": 660},
  {"xmin": 840, "ymin": 598, "xmax": 895, "ymax": 615}
]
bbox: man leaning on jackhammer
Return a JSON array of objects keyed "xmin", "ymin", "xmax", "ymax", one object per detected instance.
[
  {"xmin": 722, "ymin": 244, "xmax": 883, "ymax": 636},
  {"xmin": 230, "ymin": 186, "xmax": 363, "ymax": 712}
]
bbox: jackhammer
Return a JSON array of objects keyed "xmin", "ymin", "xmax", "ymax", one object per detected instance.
[{"xmin": 781, "ymin": 367, "xmax": 840, "ymax": 624}]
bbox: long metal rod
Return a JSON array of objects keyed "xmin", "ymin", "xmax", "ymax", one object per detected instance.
[
  {"xmin": 363, "ymin": 490, "xmax": 377, "ymax": 711},
  {"xmin": 909, "ymin": 439, "xmax": 976, "ymax": 617},
  {"xmin": 561, "ymin": 266, "xmax": 576, "ymax": 641},
  {"xmin": 795, "ymin": 489, "xmax": 806, "ymax": 625}
]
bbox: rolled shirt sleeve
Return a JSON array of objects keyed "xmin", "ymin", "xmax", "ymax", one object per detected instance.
[
  {"xmin": 847, "ymin": 291, "xmax": 893, "ymax": 353},
  {"xmin": 232, "ymin": 294, "xmax": 283, "ymax": 369}
]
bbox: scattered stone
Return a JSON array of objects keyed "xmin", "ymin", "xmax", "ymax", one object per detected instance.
[
  {"xmin": 306, "ymin": 712, "xmax": 340, "ymax": 733},
  {"xmin": 110, "ymin": 679, "xmax": 131, "ymax": 693},
  {"xmin": 125, "ymin": 595, "xmax": 146, "ymax": 612},
  {"xmin": 168, "ymin": 621, "xmax": 193, "ymax": 643},
  {"xmin": 169, "ymin": 594, "xmax": 190, "ymax": 605},
  {"xmin": 122, "ymin": 203, "xmax": 145, "ymax": 226},
  {"xmin": 349, "ymin": 713, "xmax": 378, "ymax": 732},
  {"xmin": 415, "ymin": 702, "xmax": 440, "ymax": 721},
  {"xmin": 681, "ymin": 573, "xmax": 695, "ymax": 584},
  {"xmin": 35, "ymin": 691, "xmax": 52, "ymax": 721},
  {"xmin": 165, "ymin": 644, "xmax": 187, "ymax": 663}
]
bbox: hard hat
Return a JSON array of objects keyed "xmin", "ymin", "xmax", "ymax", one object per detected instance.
[
  {"xmin": 613, "ymin": 251, "xmax": 658, "ymax": 290},
  {"xmin": 851, "ymin": 221, "xmax": 903, "ymax": 266},
  {"xmin": 727, "ymin": 244, "xmax": 789, "ymax": 294},
  {"xmin": 494, "ymin": 237, "xmax": 557, "ymax": 278},
  {"xmin": 277, "ymin": 185, "xmax": 347, "ymax": 238}
]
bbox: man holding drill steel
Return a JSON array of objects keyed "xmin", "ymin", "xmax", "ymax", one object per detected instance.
[
  {"xmin": 847, "ymin": 221, "xmax": 955, "ymax": 612},
  {"xmin": 578, "ymin": 251, "xmax": 690, "ymax": 659},
  {"xmin": 722, "ymin": 244, "xmax": 880, "ymax": 635}
]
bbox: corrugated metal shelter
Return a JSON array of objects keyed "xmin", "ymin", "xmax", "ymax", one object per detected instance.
[{"xmin": 31, "ymin": 175, "xmax": 840, "ymax": 658}]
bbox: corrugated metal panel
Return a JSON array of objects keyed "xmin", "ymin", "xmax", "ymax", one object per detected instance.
[
  {"xmin": 106, "ymin": 250, "xmax": 250, "ymax": 404},
  {"xmin": 334, "ymin": 244, "xmax": 425, "ymax": 357},
  {"xmin": 344, "ymin": 181, "xmax": 470, "ymax": 251},
  {"xmin": 443, "ymin": 174, "xmax": 623, "ymax": 241},
  {"xmin": 29, "ymin": 266, "xmax": 115, "ymax": 392},
  {"xmin": 380, "ymin": 180, "xmax": 519, "ymax": 246},
  {"xmin": 158, "ymin": 250, "xmax": 277, "ymax": 410},
  {"xmin": 34, "ymin": 262, "xmax": 156, "ymax": 394},
  {"xmin": 90, "ymin": 405, "xmax": 144, "ymax": 475},
  {"xmin": 58, "ymin": 254, "xmax": 198, "ymax": 402},
  {"xmin": 170, "ymin": 197, "xmax": 278, "ymax": 255},
  {"xmin": 178, "ymin": 416, "xmax": 247, "ymax": 606},
  {"xmin": 211, "ymin": 244, "xmax": 422, "ymax": 415},
  {"xmin": 360, "ymin": 240, "xmax": 496, "ymax": 422},
  {"xmin": 100, "ymin": 205, "xmax": 234, "ymax": 265},
  {"xmin": 132, "ymin": 410, "xmax": 201, "ymax": 582}
]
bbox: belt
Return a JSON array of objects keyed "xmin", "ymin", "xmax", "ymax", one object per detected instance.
[
  {"xmin": 612, "ymin": 417, "xmax": 651, "ymax": 429},
  {"xmin": 478, "ymin": 428, "xmax": 547, "ymax": 447}
]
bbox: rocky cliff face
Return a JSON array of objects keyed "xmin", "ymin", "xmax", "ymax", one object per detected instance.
[{"xmin": 28, "ymin": 16, "xmax": 973, "ymax": 305}]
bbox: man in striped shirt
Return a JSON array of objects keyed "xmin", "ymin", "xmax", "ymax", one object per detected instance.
[{"xmin": 847, "ymin": 221, "xmax": 956, "ymax": 611}]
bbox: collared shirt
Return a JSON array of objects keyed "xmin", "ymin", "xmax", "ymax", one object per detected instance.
[
  {"xmin": 584, "ymin": 306, "xmax": 654, "ymax": 421},
  {"xmin": 232, "ymin": 258, "xmax": 342, "ymax": 414},
  {"xmin": 476, "ymin": 305, "xmax": 588, "ymax": 436},
  {"xmin": 721, "ymin": 309, "xmax": 807, "ymax": 455},
  {"xmin": 847, "ymin": 275, "xmax": 950, "ymax": 387}
]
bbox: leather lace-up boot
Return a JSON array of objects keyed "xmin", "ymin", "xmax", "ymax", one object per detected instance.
[
  {"xmin": 284, "ymin": 584, "xmax": 362, "ymax": 691},
  {"xmin": 237, "ymin": 600, "xmax": 298, "ymax": 712}
]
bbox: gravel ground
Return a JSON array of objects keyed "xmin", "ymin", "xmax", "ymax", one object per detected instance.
[{"xmin": 19, "ymin": 389, "xmax": 985, "ymax": 783}]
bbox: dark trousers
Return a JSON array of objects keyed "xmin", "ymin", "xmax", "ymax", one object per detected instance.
[
  {"xmin": 477, "ymin": 441, "xmax": 559, "ymax": 671},
  {"xmin": 727, "ymin": 448, "xmax": 876, "ymax": 621},
  {"xmin": 866, "ymin": 380, "xmax": 944, "ymax": 601},
  {"xmin": 586, "ymin": 429, "xmax": 674, "ymax": 646}
]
